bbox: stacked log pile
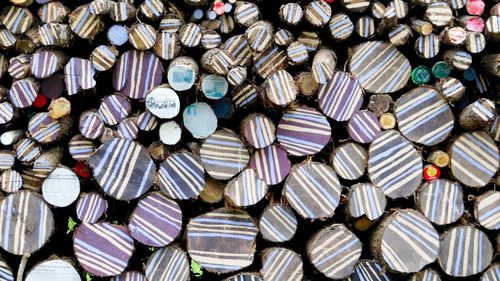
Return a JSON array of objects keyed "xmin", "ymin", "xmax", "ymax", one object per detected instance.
[{"xmin": 0, "ymin": 0, "xmax": 498, "ymax": 280}]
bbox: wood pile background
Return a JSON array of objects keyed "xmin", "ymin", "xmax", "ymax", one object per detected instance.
[{"xmin": 0, "ymin": 0, "xmax": 498, "ymax": 280}]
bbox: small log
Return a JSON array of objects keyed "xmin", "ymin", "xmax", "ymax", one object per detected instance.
[
  {"xmin": 0, "ymin": 191, "xmax": 55, "ymax": 255},
  {"xmin": 64, "ymin": 58, "xmax": 96, "ymax": 96},
  {"xmin": 260, "ymin": 247, "xmax": 303, "ymax": 281},
  {"xmin": 145, "ymin": 246, "xmax": 189, "ymax": 281},
  {"xmin": 311, "ymin": 48, "xmax": 336, "ymax": 84},
  {"xmin": 317, "ymin": 70, "xmax": 363, "ymax": 121},
  {"xmin": 367, "ymin": 94, "xmax": 392, "ymax": 116},
  {"xmin": 128, "ymin": 23, "xmax": 156, "ymax": 51},
  {"xmin": 465, "ymin": 31, "xmax": 486, "ymax": 53},
  {"xmin": 250, "ymin": 144, "xmax": 291, "ymax": 186},
  {"xmin": 417, "ymin": 179, "xmax": 464, "ymax": 225},
  {"xmin": 443, "ymin": 49, "xmax": 472, "ymax": 71},
  {"xmin": 438, "ymin": 225, "xmax": 493, "ymax": 277},
  {"xmin": 427, "ymin": 150, "xmax": 450, "ymax": 168},
  {"xmin": 346, "ymin": 183, "xmax": 386, "ymax": 221},
  {"xmin": 182, "ymin": 102, "xmax": 218, "ymax": 138},
  {"xmin": 89, "ymin": 138, "xmax": 155, "ymax": 200},
  {"xmin": 136, "ymin": 111, "xmax": 158, "ymax": 132},
  {"xmin": 159, "ymin": 121, "xmax": 182, "ymax": 145},
  {"xmin": 186, "ymin": 208, "xmax": 258, "ymax": 273},
  {"xmin": 436, "ymin": 77, "xmax": 466, "ymax": 103},
  {"xmin": 274, "ymin": 29, "xmax": 294, "ymax": 47},
  {"xmin": 8, "ymin": 77, "xmax": 39, "ymax": 108},
  {"xmin": 297, "ymin": 31, "xmax": 321, "ymax": 52},
  {"xmin": 199, "ymin": 176, "xmax": 224, "ymax": 204},
  {"xmin": 39, "ymin": 23, "xmax": 72, "ymax": 48},
  {"xmin": 145, "ymin": 84, "xmax": 180, "ymax": 119},
  {"xmin": 241, "ymin": 113, "xmax": 275, "ymax": 149},
  {"xmin": 232, "ymin": 83, "xmax": 258, "ymax": 109},
  {"xmin": 459, "ymin": 98, "xmax": 496, "ymax": 130},
  {"xmin": 48, "ymin": 97, "xmax": 71, "ymax": 120},
  {"xmin": 89, "ymin": 0, "xmax": 112, "ymax": 15},
  {"xmin": 166, "ymin": 57, "xmax": 197, "ymax": 92},
  {"xmin": 19, "ymin": 168, "xmax": 42, "ymax": 191},
  {"xmin": 90, "ymin": 45, "xmax": 117, "ymax": 72},
  {"xmin": 409, "ymin": 268, "xmax": 441, "ymax": 281},
  {"xmin": 328, "ymin": 13, "xmax": 354, "ymax": 41},
  {"xmin": 286, "ymin": 42, "xmax": 309, "ymax": 65},
  {"xmin": 112, "ymin": 50, "xmax": 164, "ymax": 99},
  {"xmin": 331, "ymin": 142, "xmax": 367, "ymax": 180},
  {"xmin": 481, "ymin": 264, "xmax": 500, "ymax": 281},
  {"xmin": 112, "ymin": 271, "xmax": 147, "ymax": 281},
  {"xmin": 295, "ymin": 72, "xmax": 318, "ymax": 97},
  {"xmin": 371, "ymin": 2, "xmax": 386, "ymax": 19},
  {"xmin": 307, "ymin": 224, "xmax": 362, "ymax": 279},
  {"xmin": 154, "ymin": 31, "xmax": 181, "ymax": 61},
  {"xmin": 448, "ymin": 0, "xmax": 466, "ymax": 10},
  {"xmin": 355, "ymin": 16, "xmax": 375, "ymax": 38},
  {"xmin": 245, "ymin": 21, "xmax": 273, "ymax": 52},
  {"xmin": 305, "ymin": 0, "xmax": 331, "ymax": 27},
  {"xmin": 79, "ymin": 110, "xmax": 104, "ymax": 140},
  {"xmin": 342, "ymin": 0, "xmax": 371, "ymax": 13},
  {"xmin": 128, "ymin": 192, "xmax": 182, "ymax": 247},
  {"xmin": 0, "ymin": 102, "xmax": 15, "ymax": 125},
  {"xmin": 487, "ymin": 116, "xmax": 500, "ymax": 142},
  {"xmin": 76, "ymin": 192, "xmax": 107, "ymax": 223},
  {"xmin": 139, "ymin": 0, "xmax": 164, "ymax": 20},
  {"xmin": 41, "ymin": 74, "xmax": 65, "ymax": 99},
  {"xmin": 25, "ymin": 258, "xmax": 80, "ymax": 281},
  {"xmin": 481, "ymin": 54, "xmax": 500, "ymax": 78},
  {"xmin": 253, "ymin": 46, "xmax": 287, "ymax": 79},
  {"xmin": 233, "ymin": 2, "xmax": 260, "ymax": 27},
  {"xmin": 200, "ymin": 74, "xmax": 229, "ymax": 100},
  {"xmin": 459, "ymin": 16, "xmax": 485, "ymax": 32},
  {"xmin": 425, "ymin": 2, "xmax": 453, "ymax": 27},
  {"xmin": 0, "ymin": 151, "xmax": 15, "ymax": 171},
  {"xmin": 348, "ymin": 110, "xmax": 382, "ymax": 143},
  {"xmin": 98, "ymin": 94, "xmax": 131, "ymax": 126},
  {"xmin": 259, "ymin": 204, "xmax": 297, "ymax": 242},
  {"xmin": 368, "ymin": 130, "xmax": 423, "ymax": 198},
  {"xmin": 0, "ymin": 169, "xmax": 22, "ymax": 193},
  {"xmin": 279, "ymin": 3, "xmax": 303, "ymax": 26},
  {"xmin": 411, "ymin": 19, "xmax": 433, "ymax": 36},
  {"xmin": 263, "ymin": 70, "xmax": 297, "ymax": 107},
  {"xmin": 394, "ymin": 86, "xmax": 454, "ymax": 146},
  {"xmin": 69, "ymin": 5, "xmax": 102, "ymax": 39},
  {"xmin": 415, "ymin": 34, "xmax": 441, "ymax": 59},
  {"xmin": 371, "ymin": 209, "xmax": 439, "ymax": 273},
  {"xmin": 200, "ymin": 129, "xmax": 249, "ymax": 180},
  {"xmin": 107, "ymin": 24, "xmax": 129, "ymax": 46},
  {"xmin": 201, "ymin": 29, "xmax": 222, "ymax": 49},
  {"xmin": 225, "ymin": 168, "xmax": 268, "ymax": 207},
  {"xmin": 8, "ymin": 54, "xmax": 31, "ymax": 79},
  {"xmin": 227, "ymin": 66, "xmax": 247, "ymax": 86},
  {"xmin": 219, "ymin": 14, "xmax": 235, "ymax": 34},
  {"xmin": 14, "ymin": 138, "xmax": 41, "ymax": 164},
  {"xmin": 73, "ymin": 222, "xmax": 134, "ymax": 277},
  {"xmin": 350, "ymin": 41, "xmax": 411, "ymax": 93},
  {"xmin": 148, "ymin": 141, "xmax": 168, "ymax": 161},
  {"xmin": 277, "ymin": 106, "xmax": 330, "ymax": 156},
  {"xmin": 284, "ymin": 161, "xmax": 341, "ymax": 219},
  {"xmin": 443, "ymin": 27, "xmax": 467, "ymax": 46},
  {"xmin": 158, "ymin": 150, "xmax": 206, "ymax": 200},
  {"xmin": 388, "ymin": 0, "xmax": 409, "ymax": 19},
  {"xmin": 347, "ymin": 259, "xmax": 392, "ymax": 281},
  {"xmin": 485, "ymin": 16, "xmax": 500, "ymax": 41},
  {"xmin": 38, "ymin": 2, "xmax": 69, "ymax": 23},
  {"xmin": 179, "ymin": 23, "xmax": 202, "ymax": 48},
  {"xmin": 109, "ymin": 1, "xmax": 136, "ymax": 22},
  {"xmin": 388, "ymin": 24, "xmax": 413, "ymax": 46},
  {"xmin": 117, "ymin": 118, "xmax": 138, "ymax": 140},
  {"xmin": 30, "ymin": 49, "xmax": 67, "ymax": 79},
  {"xmin": 33, "ymin": 147, "xmax": 63, "ymax": 178},
  {"xmin": 1, "ymin": 6, "xmax": 33, "ymax": 35},
  {"xmin": 42, "ymin": 166, "xmax": 80, "ymax": 207},
  {"xmin": 474, "ymin": 190, "xmax": 500, "ymax": 230},
  {"xmin": 379, "ymin": 113, "xmax": 396, "ymax": 130}
]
